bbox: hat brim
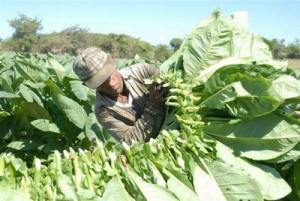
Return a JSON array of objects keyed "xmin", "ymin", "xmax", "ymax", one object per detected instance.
[{"xmin": 83, "ymin": 57, "xmax": 117, "ymax": 89}]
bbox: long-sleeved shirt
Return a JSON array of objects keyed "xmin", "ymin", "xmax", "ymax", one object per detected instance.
[{"xmin": 94, "ymin": 62, "xmax": 165, "ymax": 145}]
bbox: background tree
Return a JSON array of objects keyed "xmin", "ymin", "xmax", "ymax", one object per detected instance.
[
  {"xmin": 270, "ymin": 38, "xmax": 286, "ymax": 59},
  {"xmin": 286, "ymin": 39, "xmax": 300, "ymax": 59},
  {"xmin": 9, "ymin": 14, "xmax": 42, "ymax": 39},
  {"xmin": 154, "ymin": 44, "xmax": 172, "ymax": 62},
  {"xmin": 8, "ymin": 14, "xmax": 43, "ymax": 52},
  {"xmin": 170, "ymin": 37, "xmax": 183, "ymax": 52},
  {"xmin": 61, "ymin": 25, "xmax": 90, "ymax": 55},
  {"xmin": 2, "ymin": 14, "xmax": 299, "ymax": 62}
]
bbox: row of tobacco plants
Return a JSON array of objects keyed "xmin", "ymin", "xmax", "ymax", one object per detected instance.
[{"xmin": 1, "ymin": 10, "xmax": 300, "ymax": 200}]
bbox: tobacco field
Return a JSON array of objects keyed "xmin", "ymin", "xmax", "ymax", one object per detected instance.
[{"xmin": 0, "ymin": 10, "xmax": 300, "ymax": 201}]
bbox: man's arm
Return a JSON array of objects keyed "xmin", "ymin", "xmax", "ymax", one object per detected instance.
[
  {"xmin": 96, "ymin": 62, "xmax": 167, "ymax": 145},
  {"xmin": 128, "ymin": 62, "xmax": 160, "ymax": 82},
  {"xmin": 97, "ymin": 100, "xmax": 165, "ymax": 145}
]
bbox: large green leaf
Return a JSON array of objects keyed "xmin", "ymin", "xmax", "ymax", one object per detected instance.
[
  {"xmin": 267, "ymin": 142, "xmax": 300, "ymax": 163},
  {"xmin": 163, "ymin": 165, "xmax": 195, "ymax": 191},
  {"xmin": 44, "ymin": 79, "xmax": 65, "ymax": 96},
  {"xmin": 54, "ymin": 94, "xmax": 87, "ymax": 129},
  {"xmin": 11, "ymin": 77, "xmax": 25, "ymax": 92},
  {"xmin": 200, "ymin": 67, "xmax": 281, "ymax": 118},
  {"xmin": 0, "ymin": 91, "xmax": 20, "ymax": 98},
  {"xmin": 14, "ymin": 60, "xmax": 48, "ymax": 83},
  {"xmin": 70, "ymin": 80, "xmax": 89, "ymax": 101},
  {"xmin": 206, "ymin": 159, "xmax": 263, "ymax": 201},
  {"xmin": 181, "ymin": 18, "xmax": 232, "ymax": 76},
  {"xmin": 0, "ymin": 78, "xmax": 14, "ymax": 93},
  {"xmin": 56, "ymin": 173, "xmax": 78, "ymax": 201},
  {"xmin": 200, "ymin": 80, "xmax": 280, "ymax": 119},
  {"xmin": 0, "ymin": 187, "xmax": 31, "ymax": 201},
  {"xmin": 164, "ymin": 169, "xmax": 199, "ymax": 201},
  {"xmin": 194, "ymin": 57, "xmax": 248, "ymax": 84},
  {"xmin": 19, "ymin": 101, "xmax": 51, "ymax": 120},
  {"xmin": 160, "ymin": 50, "xmax": 179, "ymax": 75},
  {"xmin": 46, "ymin": 79, "xmax": 87, "ymax": 129},
  {"xmin": 84, "ymin": 113, "xmax": 104, "ymax": 141},
  {"xmin": 199, "ymin": 82, "xmax": 240, "ymax": 109},
  {"xmin": 169, "ymin": 10, "xmax": 271, "ymax": 77},
  {"xmin": 9, "ymin": 101, "xmax": 51, "ymax": 133},
  {"xmin": 128, "ymin": 170, "xmax": 179, "ymax": 201},
  {"xmin": 7, "ymin": 140, "xmax": 43, "ymax": 151},
  {"xmin": 18, "ymin": 82, "xmax": 43, "ymax": 106},
  {"xmin": 226, "ymin": 96, "xmax": 280, "ymax": 118},
  {"xmin": 30, "ymin": 119, "xmax": 60, "ymax": 133},
  {"xmin": 204, "ymin": 113, "xmax": 300, "ymax": 160},
  {"xmin": 215, "ymin": 142, "xmax": 291, "ymax": 200},
  {"xmin": 45, "ymin": 57, "xmax": 67, "ymax": 84},
  {"xmin": 189, "ymin": 160, "xmax": 226, "ymax": 201},
  {"xmin": 270, "ymin": 75, "xmax": 300, "ymax": 101},
  {"xmin": 201, "ymin": 64, "xmax": 280, "ymax": 96},
  {"xmin": 19, "ymin": 84, "xmax": 33, "ymax": 102},
  {"xmin": 102, "ymin": 177, "xmax": 134, "ymax": 201},
  {"xmin": 151, "ymin": 163, "xmax": 167, "ymax": 188}
]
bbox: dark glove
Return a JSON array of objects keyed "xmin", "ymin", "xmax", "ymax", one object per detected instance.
[{"xmin": 149, "ymin": 82, "xmax": 169, "ymax": 105}]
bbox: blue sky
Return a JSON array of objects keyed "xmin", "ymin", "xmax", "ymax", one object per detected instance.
[{"xmin": 0, "ymin": 0, "xmax": 299, "ymax": 45}]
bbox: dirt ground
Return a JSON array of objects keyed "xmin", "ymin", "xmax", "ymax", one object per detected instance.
[{"xmin": 288, "ymin": 59, "xmax": 300, "ymax": 71}]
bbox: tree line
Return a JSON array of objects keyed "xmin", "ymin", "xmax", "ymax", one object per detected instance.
[
  {"xmin": 0, "ymin": 14, "xmax": 182, "ymax": 62},
  {"xmin": 0, "ymin": 14, "xmax": 299, "ymax": 61},
  {"xmin": 268, "ymin": 38, "xmax": 300, "ymax": 59}
]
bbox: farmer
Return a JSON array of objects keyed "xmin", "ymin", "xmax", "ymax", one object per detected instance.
[{"xmin": 73, "ymin": 47, "xmax": 167, "ymax": 145}]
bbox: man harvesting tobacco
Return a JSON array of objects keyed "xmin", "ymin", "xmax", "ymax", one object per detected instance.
[{"xmin": 73, "ymin": 47, "xmax": 168, "ymax": 145}]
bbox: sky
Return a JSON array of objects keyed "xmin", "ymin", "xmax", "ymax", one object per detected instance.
[{"xmin": 0, "ymin": 0, "xmax": 299, "ymax": 45}]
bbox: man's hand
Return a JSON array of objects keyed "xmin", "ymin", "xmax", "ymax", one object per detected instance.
[{"xmin": 149, "ymin": 82, "xmax": 169, "ymax": 105}]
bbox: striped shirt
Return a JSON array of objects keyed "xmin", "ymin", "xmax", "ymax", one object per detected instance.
[{"xmin": 94, "ymin": 63, "xmax": 165, "ymax": 145}]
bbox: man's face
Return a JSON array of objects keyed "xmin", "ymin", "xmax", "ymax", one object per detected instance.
[{"xmin": 97, "ymin": 70, "xmax": 124, "ymax": 96}]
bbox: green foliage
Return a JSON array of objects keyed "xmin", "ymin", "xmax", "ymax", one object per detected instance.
[
  {"xmin": 7, "ymin": 14, "xmax": 43, "ymax": 52},
  {"xmin": 3, "ymin": 30, "xmax": 158, "ymax": 59},
  {"xmin": 4, "ymin": 36, "xmax": 42, "ymax": 52},
  {"xmin": 158, "ymin": 9, "xmax": 300, "ymax": 200},
  {"xmin": 154, "ymin": 44, "xmax": 172, "ymax": 62},
  {"xmin": 170, "ymin": 38, "xmax": 183, "ymax": 52},
  {"xmin": 8, "ymin": 14, "xmax": 42, "ymax": 39},
  {"xmin": 92, "ymin": 33, "xmax": 155, "ymax": 59},
  {"xmin": 0, "ymin": 52, "xmax": 108, "ymax": 161},
  {"xmin": 4, "ymin": 13, "xmax": 300, "ymax": 61},
  {"xmin": 1, "ymin": 10, "xmax": 300, "ymax": 201},
  {"xmin": 60, "ymin": 25, "xmax": 90, "ymax": 55},
  {"xmin": 286, "ymin": 39, "xmax": 300, "ymax": 59},
  {"xmin": 270, "ymin": 38, "xmax": 300, "ymax": 59},
  {"xmin": 2, "ymin": 14, "xmax": 171, "ymax": 60}
]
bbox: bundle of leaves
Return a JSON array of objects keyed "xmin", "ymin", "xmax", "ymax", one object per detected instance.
[{"xmin": 157, "ymin": 10, "xmax": 300, "ymax": 200}]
